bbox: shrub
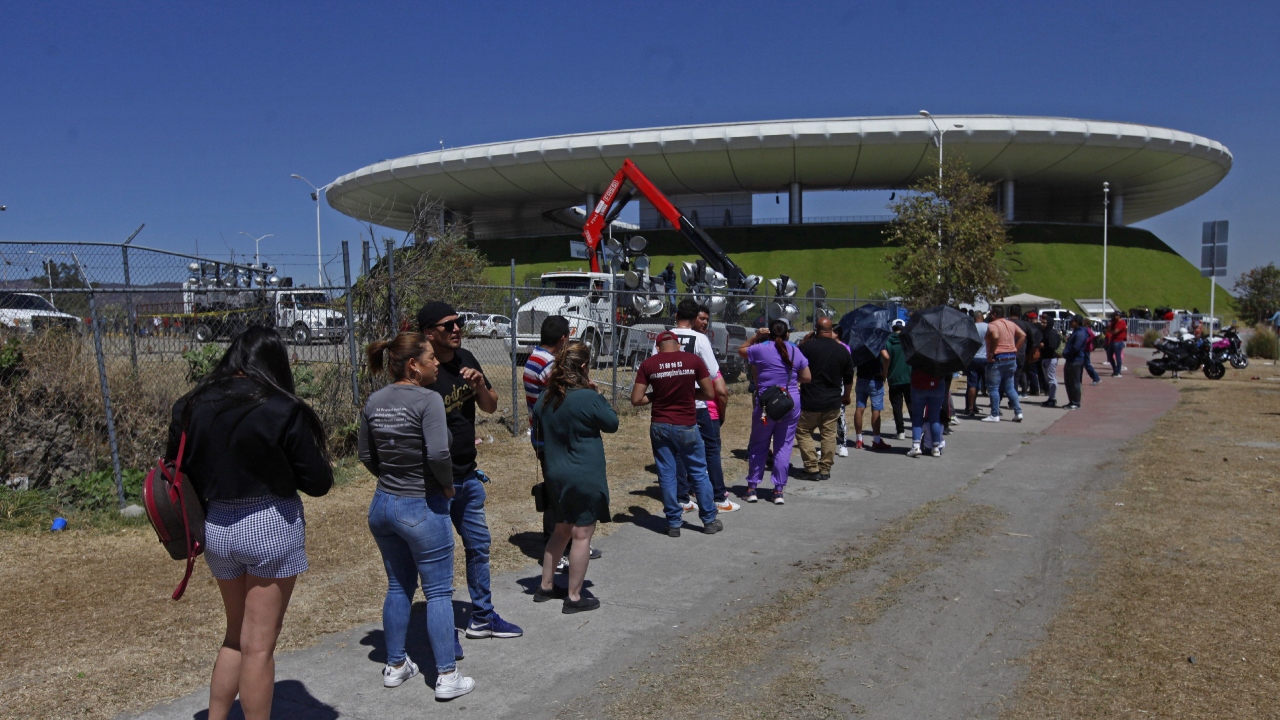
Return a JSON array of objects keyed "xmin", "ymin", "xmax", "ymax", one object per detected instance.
[
  {"xmin": 1246, "ymin": 325, "xmax": 1279, "ymax": 360},
  {"xmin": 1143, "ymin": 328, "xmax": 1163, "ymax": 348},
  {"xmin": 60, "ymin": 467, "xmax": 146, "ymax": 510},
  {"xmin": 0, "ymin": 336, "xmax": 24, "ymax": 385},
  {"xmin": 182, "ymin": 343, "xmax": 223, "ymax": 383}
]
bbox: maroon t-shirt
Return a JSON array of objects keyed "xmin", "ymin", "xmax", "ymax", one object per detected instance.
[{"xmin": 637, "ymin": 352, "xmax": 709, "ymax": 427}]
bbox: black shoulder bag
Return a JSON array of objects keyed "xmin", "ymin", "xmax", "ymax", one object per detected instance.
[{"xmin": 757, "ymin": 345, "xmax": 795, "ymax": 422}]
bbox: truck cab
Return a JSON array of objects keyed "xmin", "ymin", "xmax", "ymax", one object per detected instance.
[
  {"xmin": 274, "ymin": 290, "xmax": 346, "ymax": 345},
  {"xmin": 511, "ymin": 271, "xmax": 618, "ymax": 363}
]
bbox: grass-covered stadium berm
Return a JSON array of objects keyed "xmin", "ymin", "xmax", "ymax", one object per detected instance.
[{"xmin": 479, "ymin": 222, "xmax": 1234, "ymax": 317}]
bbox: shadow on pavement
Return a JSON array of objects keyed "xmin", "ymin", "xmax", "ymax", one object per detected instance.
[
  {"xmin": 192, "ymin": 680, "xmax": 338, "ymax": 720},
  {"xmin": 612, "ymin": 504, "xmax": 667, "ymax": 534},
  {"xmin": 507, "ymin": 530, "xmax": 545, "ymax": 560}
]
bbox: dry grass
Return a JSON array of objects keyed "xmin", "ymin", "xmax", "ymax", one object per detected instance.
[
  {"xmin": 1002, "ymin": 361, "xmax": 1280, "ymax": 719},
  {"xmin": 0, "ymin": 394, "xmax": 752, "ymax": 720}
]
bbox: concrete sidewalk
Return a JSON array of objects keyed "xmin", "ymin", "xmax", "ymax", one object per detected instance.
[{"xmin": 126, "ymin": 363, "xmax": 1174, "ymax": 720}]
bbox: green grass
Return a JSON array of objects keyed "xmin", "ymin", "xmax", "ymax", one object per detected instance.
[{"xmin": 479, "ymin": 223, "xmax": 1235, "ymax": 318}]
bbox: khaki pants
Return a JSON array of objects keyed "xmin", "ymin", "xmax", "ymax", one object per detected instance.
[{"xmin": 797, "ymin": 407, "xmax": 841, "ymax": 474}]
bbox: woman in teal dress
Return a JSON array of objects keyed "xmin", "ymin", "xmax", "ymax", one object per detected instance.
[{"xmin": 532, "ymin": 341, "xmax": 619, "ymax": 613}]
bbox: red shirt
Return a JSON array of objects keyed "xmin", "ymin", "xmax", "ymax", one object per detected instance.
[
  {"xmin": 1106, "ymin": 319, "xmax": 1127, "ymax": 344},
  {"xmin": 636, "ymin": 352, "xmax": 709, "ymax": 427}
]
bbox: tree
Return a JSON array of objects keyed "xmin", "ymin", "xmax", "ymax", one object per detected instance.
[
  {"xmin": 1233, "ymin": 262, "xmax": 1280, "ymax": 325},
  {"xmin": 883, "ymin": 160, "xmax": 1011, "ymax": 308}
]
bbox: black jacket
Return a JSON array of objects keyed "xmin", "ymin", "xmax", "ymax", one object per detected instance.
[
  {"xmin": 167, "ymin": 377, "xmax": 332, "ymax": 504},
  {"xmin": 1039, "ymin": 326, "xmax": 1062, "ymax": 359}
]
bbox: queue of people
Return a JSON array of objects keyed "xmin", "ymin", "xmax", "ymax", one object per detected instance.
[{"xmin": 166, "ymin": 296, "xmax": 1121, "ymax": 715}]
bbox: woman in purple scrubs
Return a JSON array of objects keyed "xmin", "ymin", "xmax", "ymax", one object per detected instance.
[{"xmin": 738, "ymin": 319, "xmax": 811, "ymax": 505}]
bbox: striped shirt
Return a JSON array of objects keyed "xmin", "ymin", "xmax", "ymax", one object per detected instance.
[{"xmin": 523, "ymin": 346, "xmax": 556, "ymax": 417}]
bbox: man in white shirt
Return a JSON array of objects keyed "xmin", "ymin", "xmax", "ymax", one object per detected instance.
[{"xmin": 653, "ymin": 298, "xmax": 737, "ymax": 514}]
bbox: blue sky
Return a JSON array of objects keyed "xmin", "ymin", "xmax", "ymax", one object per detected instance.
[{"xmin": 1, "ymin": 1, "xmax": 1275, "ymax": 287}]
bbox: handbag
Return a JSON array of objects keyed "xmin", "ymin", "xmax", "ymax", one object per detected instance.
[
  {"xmin": 141, "ymin": 432, "xmax": 206, "ymax": 601},
  {"xmin": 757, "ymin": 345, "xmax": 795, "ymax": 422}
]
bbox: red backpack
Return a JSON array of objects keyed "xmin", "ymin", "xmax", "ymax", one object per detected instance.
[{"xmin": 142, "ymin": 432, "xmax": 205, "ymax": 600}]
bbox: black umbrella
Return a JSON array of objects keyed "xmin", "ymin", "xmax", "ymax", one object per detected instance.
[
  {"xmin": 837, "ymin": 304, "xmax": 892, "ymax": 367},
  {"xmin": 900, "ymin": 305, "xmax": 983, "ymax": 376}
]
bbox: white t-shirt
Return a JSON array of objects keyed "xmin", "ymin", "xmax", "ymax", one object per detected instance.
[{"xmin": 652, "ymin": 327, "xmax": 719, "ymax": 409}]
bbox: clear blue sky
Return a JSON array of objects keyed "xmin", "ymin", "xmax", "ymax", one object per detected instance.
[{"xmin": 2, "ymin": 1, "xmax": 1275, "ymax": 287}]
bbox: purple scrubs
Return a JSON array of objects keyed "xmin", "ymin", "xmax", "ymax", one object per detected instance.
[{"xmin": 746, "ymin": 342, "xmax": 808, "ymax": 490}]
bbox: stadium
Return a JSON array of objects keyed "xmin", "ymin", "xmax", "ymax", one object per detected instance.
[{"xmin": 325, "ymin": 115, "xmax": 1233, "ymax": 312}]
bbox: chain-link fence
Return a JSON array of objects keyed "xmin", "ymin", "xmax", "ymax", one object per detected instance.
[{"xmin": 0, "ymin": 237, "xmax": 888, "ymax": 509}]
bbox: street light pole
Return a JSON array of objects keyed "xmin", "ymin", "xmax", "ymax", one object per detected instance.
[
  {"xmin": 1102, "ymin": 182, "xmax": 1110, "ymax": 318},
  {"xmin": 919, "ymin": 111, "xmax": 964, "ymax": 290},
  {"xmin": 239, "ymin": 231, "xmax": 273, "ymax": 268},
  {"xmin": 291, "ymin": 174, "xmax": 326, "ymax": 287}
]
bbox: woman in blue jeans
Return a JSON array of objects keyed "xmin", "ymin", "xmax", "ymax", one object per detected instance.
[
  {"xmin": 907, "ymin": 368, "xmax": 947, "ymax": 457},
  {"xmin": 359, "ymin": 333, "xmax": 475, "ymax": 701}
]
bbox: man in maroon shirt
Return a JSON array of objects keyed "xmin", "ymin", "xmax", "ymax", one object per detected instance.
[{"xmin": 631, "ymin": 331, "xmax": 722, "ymax": 537}]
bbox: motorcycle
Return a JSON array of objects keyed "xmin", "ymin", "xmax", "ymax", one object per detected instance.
[
  {"xmin": 1210, "ymin": 326, "xmax": 1248, "ymax": 369},
  {"xmin": 1147, "ymin": 331, "xmax": 1226, "ymax": 379}
]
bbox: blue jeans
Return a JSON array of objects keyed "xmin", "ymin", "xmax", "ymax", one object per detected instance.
[
  {"xmin": 676, "ymin": 408, "xmax": 725, "ymax": 503},
  {"xmin": 650, "ymin": 422, "xmax": 717, "ymax": 529},
  {"xmin": 910, "ymin": 385, "xmax": 946, "ymax": 447},
  {"xmin": 451, "ymin": 473, "xmax": 493, "ymax": 623},
  {"xmin": 1083, "ymin": 351, "xmax": 1101, "ymax": 382},
  {"xmin": 367, "ymin": 489, "xmax": 456, "ymax": 673},
  {"xmin": 985, "ymin": 357, "xmax": 1022, "ymax": 417}
]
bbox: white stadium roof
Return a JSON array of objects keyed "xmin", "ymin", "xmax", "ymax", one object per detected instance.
[{"xmin": 326, "ymin": 115, "xmax": 1231, "ymax": 236}]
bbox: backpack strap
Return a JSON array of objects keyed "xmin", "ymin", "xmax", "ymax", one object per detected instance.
[{"xmin": 170, "ymin": 431, "xmax": 198, "ymax": 601}]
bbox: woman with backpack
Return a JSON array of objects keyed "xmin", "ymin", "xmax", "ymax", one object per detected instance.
[
  {"xmin": 359, "ymin": 332, "xmax": 476, "ymax": 700},
  {"xmin": 165, "ymin": 326, "xmax": 332, "ymax": 720},
  {"xmin": 738, "ymin": 319, "xmax": 812, "ymax": 504},
  {"xmin": 532, "ymin": 341, "xmax": 619, "ymax": 613}
]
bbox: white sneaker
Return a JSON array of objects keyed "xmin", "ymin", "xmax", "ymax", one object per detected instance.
[
  {"xmin": 836, "ymin": 446, "xmax": 849, "ymax": 457},
  {"xmin": 1014, "ymin": 413, "xmax": 1024, "ymax": 422},
  {"xmin": 435, "ymin": 670, "xmax": 475, "ymax": 700},
  {"xmin": 555, "ymin": 555, "xmax": 569, "ymax": 572},
  {"xmin": 716, "ymin": 498, "xmax": 741, "ymax": 513},
  {"xmin": 907, "ymin": 444, "xmax": 922, "ymax": 457},
  {"xmin": 949, "ymin": 416, "xmax": 960, "ymax": 426},
  {"xmin": 895, "ymin": 432, "xmax": 906, "ymax": 440},
  {"xmin": 383, "ymin": 658, "xmax": 419, "ymax": 688},
  {"xmin": 981, "ymin": 415, "xmax": 1001, "ymax": 423},
  {"xmin": 681, "ymin": 499, "xmax": 698, "ymax": 513},
  {"xmin": 931, "ymin": 446, "xmax": 942, "ymax": 457}
]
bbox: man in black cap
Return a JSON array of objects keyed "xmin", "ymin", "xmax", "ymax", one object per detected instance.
[
  {"xmin": 418, "ymin": 301, "xmax": 524, "ymax": 640},
  {"xmin": 659, "ymin": 262, "xmax": 677, "ymax": 315}
]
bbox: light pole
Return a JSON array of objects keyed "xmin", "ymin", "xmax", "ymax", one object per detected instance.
[
  {"xmin": 291, "ymin": 174, "xmax": 326, "ymax": 287},
  {"xmin": 239, "ymin": 231, "xmax": 273, "ymax": 269},
  {"xmin": 919, "ymin": 111, "xmax": 964, "ymax": 191},
  {"xmin": 1102, "ymin": 182, "xmax": 1110, "ymax": 318}
]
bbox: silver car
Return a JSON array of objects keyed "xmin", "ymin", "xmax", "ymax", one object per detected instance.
[{"xmin": 0, "ymin": 292, "xmax": 82, "ymax": 333}]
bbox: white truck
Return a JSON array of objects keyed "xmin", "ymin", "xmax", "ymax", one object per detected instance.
[
  {"xmin": 180, "ymin": 285, "xmax": 347, "ymax": 345},
  {"xmin": 509, "ymin": 270, "xmax": 748, "ymax": 380}
]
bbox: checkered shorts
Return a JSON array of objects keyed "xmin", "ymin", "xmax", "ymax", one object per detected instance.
[{"xmin": 204, "ymin": 495, "xmax": 308, "ymax": 580}]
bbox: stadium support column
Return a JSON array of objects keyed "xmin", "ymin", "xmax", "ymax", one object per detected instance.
[
  {"xmin": 586, "ymin": 193, "xmax": 597, "ymax": 215},
  {"xmin": 1002, "ymin": 180, "xmax": 1015, "ymax": 222},
  {"xmin": 1112, "ymin": 194, "xmax": 1124, "ymax": 226},
  {"xmin": 788, "ymin": 182, "xmax": 802, "ymax": 224}
]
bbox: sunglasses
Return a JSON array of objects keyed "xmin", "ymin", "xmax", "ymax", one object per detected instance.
[{"xmin": 432, "ymin": 319, "xmax": 462, "ymax": 332}]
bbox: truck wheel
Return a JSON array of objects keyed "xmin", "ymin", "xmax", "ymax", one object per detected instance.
[
  {"xmin": 582, "ymin": 329, "xmax": 602, "ymax": 367},
  {"xmin": 193, "ymin": 323, "xmax": 215, "ymax": 343},
  {"xmin": 291, "ymin": 324, "xmax": 312, "ymax": 346}
]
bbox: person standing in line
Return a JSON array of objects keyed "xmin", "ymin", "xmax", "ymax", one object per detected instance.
[
  {"xmin": 796, "ymin": 316, "xmax": 853, "ymax": 481},
  {"xmin": 852, "ymin": 341, "xmax": 891, "ymax": 451},
  {"xmin": 1038, "ymin": 315, "xmax": 1062, "ymax": 408},
  {"xmin": 1019, "ymin": 312, "xmax": 1044, "ymax": 397},
  {"xmin": 166, "ymin": 327, "xmax": 333, "ymax": 720},
  {"xmin": 884, "ymin": 319, "xmax": 912, "ymax": 439},
  {"xmin": 360, "ymin": 332, "xmax": 475, "ymax": 700},
  {"xmin": 632, "ymin": 331, "xmax": 722, "ymax": 536},
  {"xmin": 907, "ymin": 365, "xmax": 947, "ymax": 458},
  {"xmin": 523, "ymin": 316, "xmax": 601, "ymax": 571},
  {"xmin": 1082, "ymin": 322, "xmax": 1103, "ymax": 385},
  {"xmin": 964, "ymin": 310, "xmax": 988, "ymax": 416},
  {"xmin": 1105, "ymin": 312, "xmax": 1127, "ymax": 377},
  {"xmin": 535, "ymin": 342, "xmax": 618, "ymax": 613},
  {"xmin": 662, "ymin": 299, "xmax": 738, "ymax": 515},
  {"xmin": 982, "ymin": 307, "xmax": 1026, "ymax": 423},
  {"xmin": 693, "ymin": 304, "xmax": 743, "ymax": 491},
  {"xmin": 738, "ymin": 320, "xmax": 812, "ymax": 504},
  {"xmin": 418, "ymin": 302, "xmax": 524, "ymax": 641},
  {"xmin": 1061, "ymin": 315, "xmax": 1090, "ymax": 409}
]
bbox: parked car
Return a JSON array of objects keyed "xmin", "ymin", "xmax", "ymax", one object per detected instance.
[
  {"xmin": 0, "ymin": 292, "xmax": 82, "ymax": 333},
  {"xmin": 475, "ymin": 314, "xmax": 512, "ymax": 338}
]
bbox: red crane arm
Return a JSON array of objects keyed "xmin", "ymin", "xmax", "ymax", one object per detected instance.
[{"xmin": 581, "ymin": 159, "xmax": 684, "ymax": 273}]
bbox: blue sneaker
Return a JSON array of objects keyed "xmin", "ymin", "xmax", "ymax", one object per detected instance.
[
  {"xmin": 454, "ymin": 629, "xmax": 464, "ymax": 660},
  {"xmin": 465, "ymin": 612, "xmax": 523, "ymax": 639}
]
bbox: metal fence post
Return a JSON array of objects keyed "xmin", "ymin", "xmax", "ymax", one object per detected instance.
[
  {"xmin": 121, "ymin": 246, "xmax": 138, "ymax": 370},
  {"xmin": 74, "ymin": 254, "xmax": 126, "ymax": 509},
  {"xmin": 610, "ymin": 285, "xmax": 619, "ymax": 408},
  {"xmin": 342, "ymin": 241, "xmax": 360, "ymax": 405},
  {"xmin": 509, "ymin": 259, "xmax": 519, "ymax": 437},
  {"xmin": 385, "ymin": 239, "xmax": 397, "ymax": 332}
]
